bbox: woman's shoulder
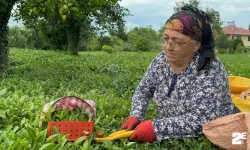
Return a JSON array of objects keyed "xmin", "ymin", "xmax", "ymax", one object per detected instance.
[
  {"xmin": 151, "ymin": 51, "xmax": 167, "ymax": 65},
  {"xmin": 210, "ymin": 57, "xmax": 227, "ymax": 73},
  {"xmin": 196, "ymin": 57, "xmax": 228, "ymax": 85},
  {"xmin": 194, "ymin": 56, "xmax": 227, "ymax": 80}
]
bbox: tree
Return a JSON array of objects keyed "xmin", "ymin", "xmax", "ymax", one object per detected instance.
[
  {"xmin": 8, "ymin": 27, "xmax": 26, "ymax": 48},
  {"xmin": 16, "ymin": 0, "xmax": 129, "ymax": 55},
  {"xmin": 128, "ymin": 26, "xmax": 160, "ymax": 51},
  {"xmin": 236, "ymin": 43, "xmax": 244, "ymax": 53},
  {"xmin": 0, "ymin": 0, "xmax": 18, "ymax": 72},
  {"xmin": 99, "ymin": 35, "xmax": 112, "ymax": 48},
  {"xmin": 215, "ymin": 33, "xmax": 232, "ymax": 49},
  {"xmin": 158, "ymin": 24, "xmax": 165, "ymax": 38},
  {"xmin": 8, "ymin": 26, "xmax": 36, "ymax": 49},
  {"xmin": 38, "ymin": 20, "xmax": 69, "ymax": 50},
  {"xmin": 232, "ymin": 39, "xmax": 244, "ymax": 50},
  {"xmin": 0, "ymin": 0, "xmax": 129, "ymax": 72},
  {"xmin": 173, "ymin": 0, "xmax": 223, "ymax": 37}
]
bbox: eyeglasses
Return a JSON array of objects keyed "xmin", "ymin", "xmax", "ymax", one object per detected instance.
[{"xmin": 163, "ymin": 38, "xmax": 192, "ymax": 49}]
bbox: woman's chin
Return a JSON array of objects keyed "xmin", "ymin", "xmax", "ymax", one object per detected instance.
[{"xmin": 166, "ymin": 55, "xmax": 176, "ymax": 62}]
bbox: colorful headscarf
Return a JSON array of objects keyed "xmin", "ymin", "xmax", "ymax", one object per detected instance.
[
  {"xmin": 165, "ymin": 9, "xmax": 202, "ymax": 42},
  {"xmin": 165, "ymin": 5, "xmax": 215, "ymax": 71}
]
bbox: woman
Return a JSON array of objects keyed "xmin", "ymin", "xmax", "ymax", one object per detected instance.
[{"xmin": 119, "ymin": 5, "xmax": 235, "ymax": 143}]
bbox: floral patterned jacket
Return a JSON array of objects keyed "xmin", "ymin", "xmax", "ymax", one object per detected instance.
[{"xmin": 129, "ymin": 51, "xmax": 234, "ymax": 141}]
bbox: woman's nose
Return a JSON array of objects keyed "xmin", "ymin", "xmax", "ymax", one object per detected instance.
[{"xmin": 165, "ymin": 42, "xmax": 175, "ymax": 51}]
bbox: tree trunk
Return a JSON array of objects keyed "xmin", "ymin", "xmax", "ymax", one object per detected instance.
[
  {"xmin": 0, "ymin": 1, "xmax": 16, "ymax": 72},
  {"xmin": 67, "ymin": 18, "xmax": 80, "ymax": 55}
]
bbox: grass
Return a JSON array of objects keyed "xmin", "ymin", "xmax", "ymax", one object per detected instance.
[
  {"xmin": 0, "ymin": 48, "xmax": 249, "ymax": 149},
  {"xmin": 217, "ymin": 52, "xmax": 250, "ymax": 78}
]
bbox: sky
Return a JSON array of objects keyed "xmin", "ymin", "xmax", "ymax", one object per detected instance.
[
  {"xmin": 119, "ymin": 0, "xmax": 250, "ymax": 31},
  {"xmin": 8, "ymin": 0, "xmax": 250, "ymax": 31}
]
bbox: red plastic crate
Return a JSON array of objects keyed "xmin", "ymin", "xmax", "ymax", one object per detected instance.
[{"xmin": 47, "ymin": 121, "xmax": 94, "ymax": 141}]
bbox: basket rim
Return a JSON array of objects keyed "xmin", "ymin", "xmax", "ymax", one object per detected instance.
[
  {"xmin": 50, "ymin": 96, "xmax": 96, "ymax": 121},
  {"xmin": 48, "ymin": 121, "xmax": 95, "ymax": 123}
]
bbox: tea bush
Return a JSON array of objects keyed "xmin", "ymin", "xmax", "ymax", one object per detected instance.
[{"xmin": 1, "ymin": 48, "xmax": 249, "ymax": 149}]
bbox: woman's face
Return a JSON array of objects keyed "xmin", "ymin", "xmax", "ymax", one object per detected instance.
[{"xmin": 163, "ymin": 29, "xmax": 200, "ymax": 65}]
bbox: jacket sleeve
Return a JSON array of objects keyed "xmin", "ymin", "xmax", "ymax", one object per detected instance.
[
  {"xmin": 129, "ymin": 58, "xmax": 158, "ymax": 121},
  {"xmin": 153, "ymin": 71, "xmax": 234, "ymax": 141}
]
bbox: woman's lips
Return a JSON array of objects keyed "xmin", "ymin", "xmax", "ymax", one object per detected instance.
[{"xmin": 166, "ymin": 53, "xmax": 175, "ymax": 58}]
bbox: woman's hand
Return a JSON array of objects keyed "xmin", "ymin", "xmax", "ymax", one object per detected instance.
[
  {"xmin": 129, "ymin": 120, "xmax": 156, "ymax": 143},
  {"xmin": 119, "ymin": 117, "xmax": 141, "ymax": 130}
]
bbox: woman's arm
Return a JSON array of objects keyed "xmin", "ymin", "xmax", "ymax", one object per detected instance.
[{"xmin": 129, "ymin": 57, "xmax": 159, "ymax": 121}]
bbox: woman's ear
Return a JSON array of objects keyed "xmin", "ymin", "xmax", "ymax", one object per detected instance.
[{"xmin": 191, "ymin": 40, "xmax": 201, "ymax": 52}]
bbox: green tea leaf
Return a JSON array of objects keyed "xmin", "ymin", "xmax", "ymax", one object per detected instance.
[
  {"xmin": 38, "ymin": 143, "xmax": 55, "ymax": 150},
  {"xmin": 46, "ymin": 134, "xmax": 59, "ymax": 143},
  {"xmin": 0, "ymin": 88, "xmax": 7, "ymax": 96},
  {"xmin": 59, "ymin": 135, "xmax": 68, "ymax": 148},
  {"xmin": 73, "ymin": 136, "xmax": 87, "ymax": 145},
  {"xmin": 126, "ymin": 142, "xmax": 136, "ymax": 147},
  {"xmin": 27, "ymin": 126, "xmax": 36, "ymax": 139},
  {"xmin": 37, "ymin": 129, "xmax": 47, "ymax": 143},
  {"xmin": 18, "ymin": 139, "xmax": 30, "ymax": 148},
  {"xmin": 53, "ymin": 127, "xmax": 60, "ymax": 142}
]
